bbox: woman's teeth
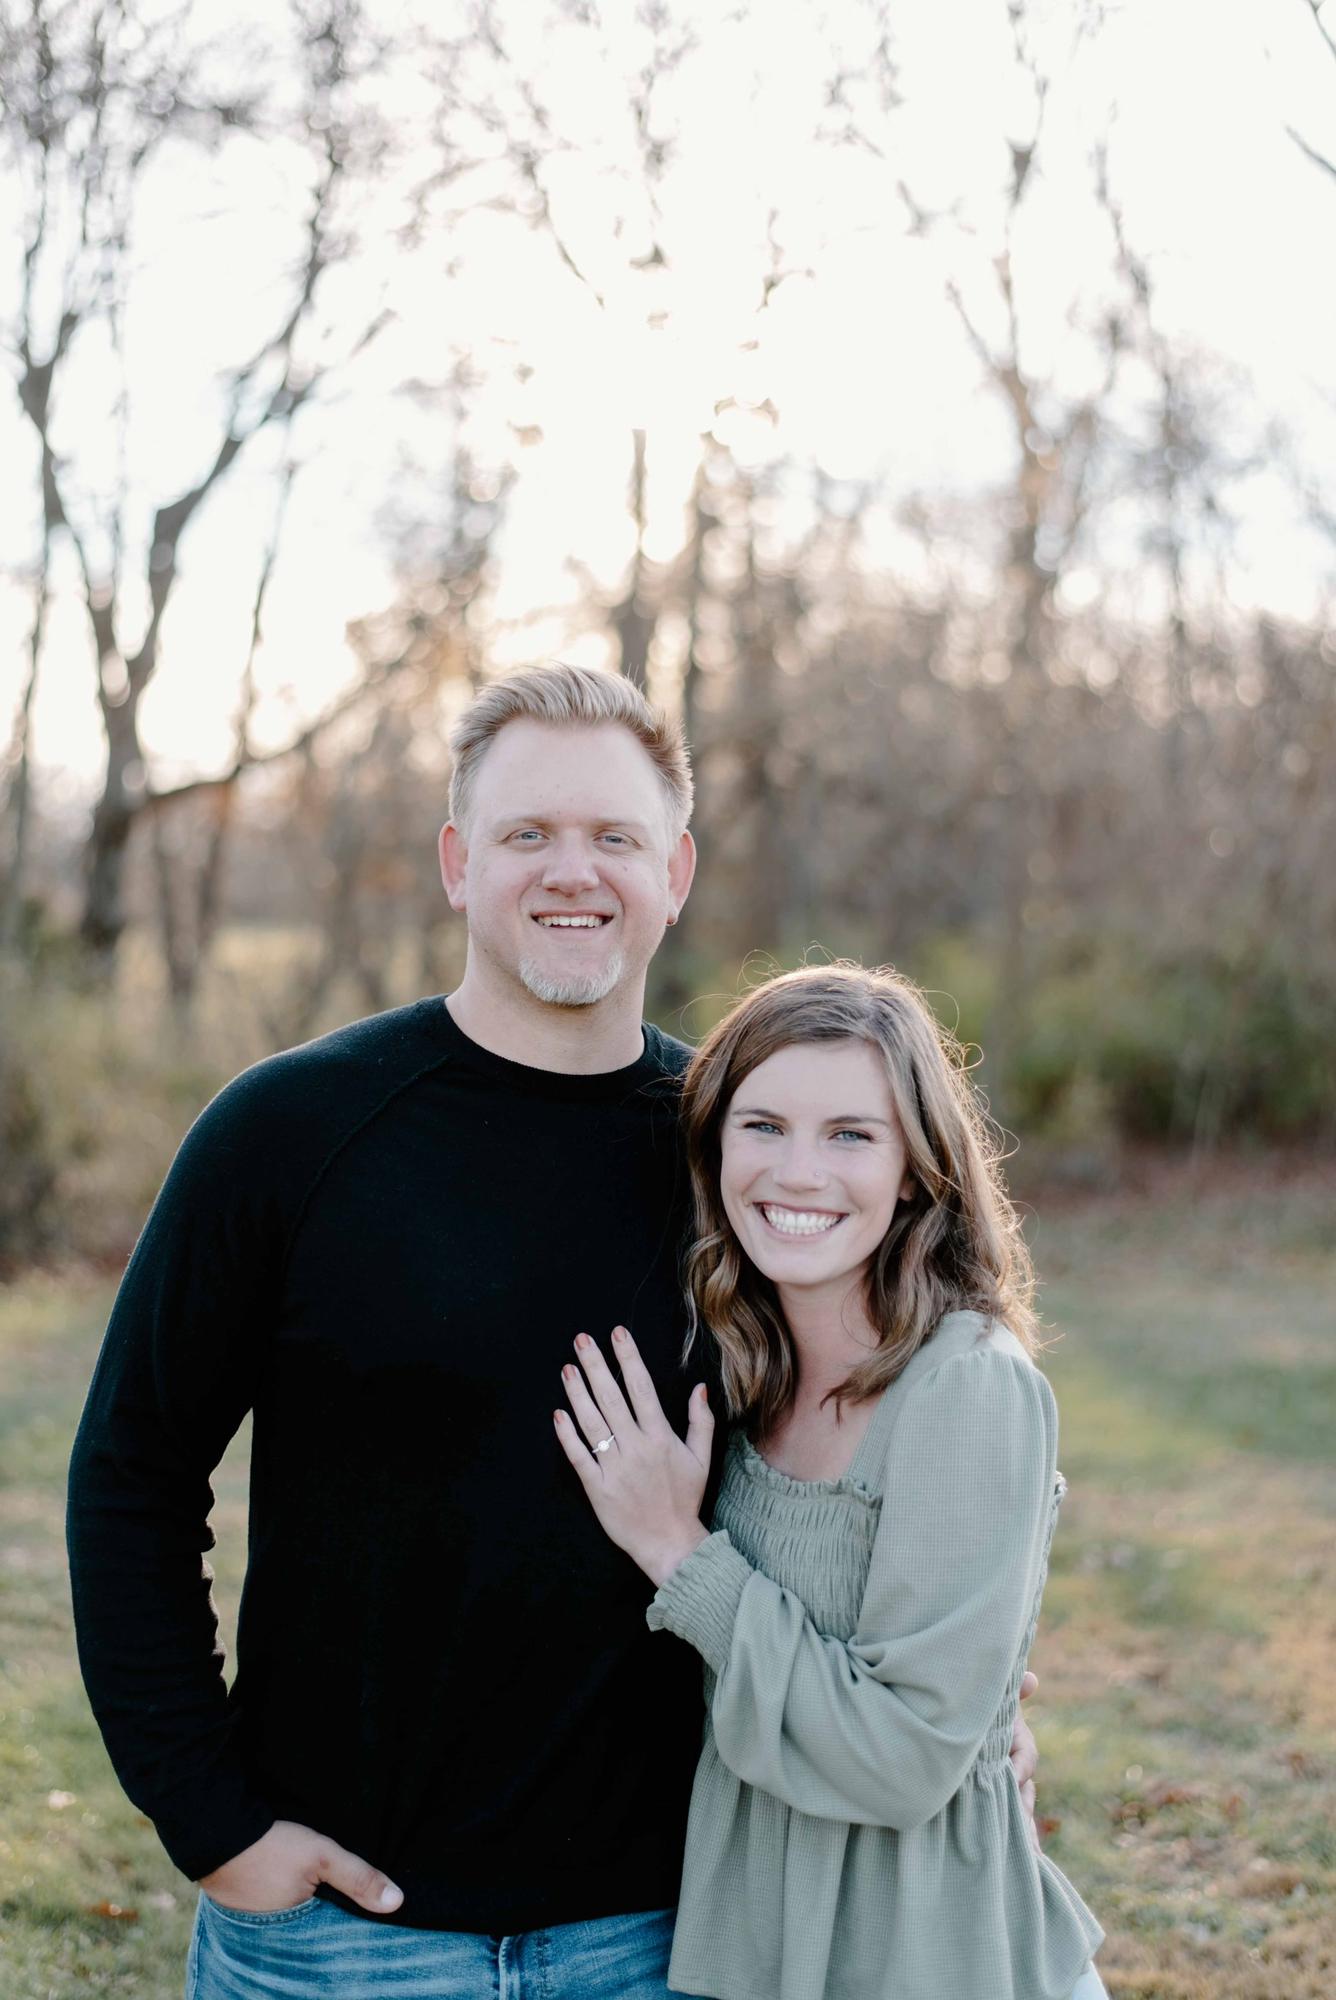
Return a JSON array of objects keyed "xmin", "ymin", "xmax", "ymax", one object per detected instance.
[{"xmin": 759, "ymin": 1205, "xmax": 843, "ymax": 1237}]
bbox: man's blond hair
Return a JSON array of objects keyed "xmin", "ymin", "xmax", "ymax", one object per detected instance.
[{"xmin": 448, "ymin": 664, "xmax": 694, "ymax": 838}]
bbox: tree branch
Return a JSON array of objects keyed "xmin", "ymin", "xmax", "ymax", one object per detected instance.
[
  {"xmin": 1287, "ymin": 124, "xmax": 1336, "ymax": 184},
  {"xmin": 1300, "ymin": 0, "xmax": 1336, "ymax": 68},
  {"xmin": 139, "ymin": 644, "xmax": 416, "ymax": 820}
]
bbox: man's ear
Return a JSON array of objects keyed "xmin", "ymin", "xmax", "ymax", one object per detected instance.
[
  {"xmin": 667, "ymin": 830, "xmax": 697, "ymax": 922},
  {"xmin": 439, "ymin": 823, "xmax": 469, "ymax": 912}
]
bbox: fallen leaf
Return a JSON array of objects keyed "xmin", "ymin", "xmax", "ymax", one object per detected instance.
[
  {"xmin": 88, "ymin": 1902, "xmax": 139, "ymax": 1922},
  {"xmin": 1144, "ymin": 1781, "xmax": 1199, "ymax": 1809},
  {"xmin": 1232, "ymin": 1863, "xmax": 1307, "ymax": 1901}
]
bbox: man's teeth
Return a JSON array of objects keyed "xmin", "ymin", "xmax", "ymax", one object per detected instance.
[
  {"xmin": 536, "ymin": 915, "xmax": 607, "ymax": 927},
  {"xmin": 759, "ymin": 1206, "xmax": 843, "ymax": 1237}
]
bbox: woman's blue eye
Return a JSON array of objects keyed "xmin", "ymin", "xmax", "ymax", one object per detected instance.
[
  {"xmin": 744, "ymin": 1120, "xmax": 782, "ymax": 1135},
  {"xmin": 833, "ymin": 1129, "xmax": 873, "ymax": 1143}
]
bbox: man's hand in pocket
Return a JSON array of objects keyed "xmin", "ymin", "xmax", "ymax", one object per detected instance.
[{"xmin": 198, "ymin": 1820, "xmax": 403, "ymax": 1915}]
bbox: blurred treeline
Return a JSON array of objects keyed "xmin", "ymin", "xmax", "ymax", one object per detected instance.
[{"xmin": 2, "ymin": 0, "xmax": 1335, "ymax": 1267}]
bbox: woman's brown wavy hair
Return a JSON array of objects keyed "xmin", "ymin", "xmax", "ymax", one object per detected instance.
[{"xmin": 681, "ymin": 962, "xmax": 1037, "ymax": 1433}]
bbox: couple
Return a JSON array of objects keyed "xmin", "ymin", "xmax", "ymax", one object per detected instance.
[{"xmin": 67, "ymin": 663, "xmax": 1105, "ymax": 1999}]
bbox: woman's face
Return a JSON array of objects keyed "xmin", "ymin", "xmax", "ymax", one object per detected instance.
[{"xmin": 719, "ymin": 1038, "xmax": 914, "ymax": 1300}]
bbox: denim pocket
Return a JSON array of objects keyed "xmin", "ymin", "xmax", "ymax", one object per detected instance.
[{"xmin": 202, "ymin": 1891, "xmax": 320, "ymax": 1925}]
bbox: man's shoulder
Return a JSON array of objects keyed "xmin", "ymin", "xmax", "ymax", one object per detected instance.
[{"xmin": 186, "ymin": 999, "xmax": 451, "ymax": 1163}]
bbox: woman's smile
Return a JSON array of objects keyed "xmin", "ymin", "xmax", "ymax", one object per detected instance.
[{"xmin": 754, "ymin": 1203, "xmax": 847, "ymax": 1238}]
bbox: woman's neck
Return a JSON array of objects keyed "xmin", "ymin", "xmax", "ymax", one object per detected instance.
[{"xmin": 776, "ymin": 1274, "xmax": 880, "ymax": 1410}]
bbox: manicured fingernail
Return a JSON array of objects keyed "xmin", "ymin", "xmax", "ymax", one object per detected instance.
[
  {"xmin": 562, "ymin": 1365, "xmax": 575, "ymax": 1381},
  {"xmin": 612, "ymin": 1326, "xmax": 628, "ymax": 1343},
  {"xmin": 575, "ymin": 1333, "xmax": 591, "ymax": 1350},
  {"xmin": 553, "ymin": 1410, "xmax": 564, "ymax": 1424},
  {"xmin": 379, "ymin": 1884, "xmax": 402, "ymax": 1908}
]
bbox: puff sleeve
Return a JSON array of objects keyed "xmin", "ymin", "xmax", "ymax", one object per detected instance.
[{"xmin": 647, "ymin": 1347, "xmax": 1057, "ymax": 1831}]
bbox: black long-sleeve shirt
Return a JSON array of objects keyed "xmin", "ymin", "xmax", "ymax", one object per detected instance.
[{"xmin": 66, "ymin": 998, "xmax": 716, "ymax": 1933}]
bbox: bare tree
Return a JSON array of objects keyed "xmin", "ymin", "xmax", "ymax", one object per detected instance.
[
  {"xmin": 0, "ymin": 522, "xmax": 50, "ymax": 952},
  {"xmin": 1287, "ymin": 0, "xmax": 1336, "ymax": 183},
  {"xmin": 1, "ymin": 0, "xmax": 398, "ymax": 967}
]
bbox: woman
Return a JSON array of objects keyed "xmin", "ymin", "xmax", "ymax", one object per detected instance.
[{"xmin": 554, "ymin": 963, "xmax": 1106, "ymax": 2000}]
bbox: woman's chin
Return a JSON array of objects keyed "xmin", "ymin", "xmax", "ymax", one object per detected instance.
[{"xmin": 743, "ymin": 1233, "xmax": 859, "ymax": 1290}]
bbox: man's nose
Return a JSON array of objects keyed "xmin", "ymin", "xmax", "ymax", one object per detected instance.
[{"xmin": 540, "ymin": 836, "xmax": 603, "ymax": 893}]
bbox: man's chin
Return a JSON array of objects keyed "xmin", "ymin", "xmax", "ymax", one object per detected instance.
[{"xmin": 518, "ymin": 952, "xmax": 628, "ymax": 1008}]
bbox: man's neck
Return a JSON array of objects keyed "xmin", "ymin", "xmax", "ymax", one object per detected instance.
[{"xmin": 445, "ymin": 971, "xmax": 647, "ymax": 1075}]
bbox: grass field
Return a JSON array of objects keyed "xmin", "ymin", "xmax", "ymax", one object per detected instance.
[{"xmin": 1, "ymin": 1167, "xmax": 1333, "ymax": 1998}]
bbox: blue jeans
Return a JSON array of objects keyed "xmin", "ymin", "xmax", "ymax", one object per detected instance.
[{"xmin": 186, "ymin": 1893, "xmax": 683, "ymax": 1998}]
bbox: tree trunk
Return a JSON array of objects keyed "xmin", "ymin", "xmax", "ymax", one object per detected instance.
[
  {"xmin": 81, "ymin": 687, "xmax": 146, "ymax": 961},
  {"xmin": 653, "ymin": 452, "xmax": 713, "ymax": 1016},
  {"xmin": 0, "ymin": 554, "xmax": 47, "ymax": 954},
  {"xmin": 611, "ymin": 430, "xmax": 655, "ymax": 690}
]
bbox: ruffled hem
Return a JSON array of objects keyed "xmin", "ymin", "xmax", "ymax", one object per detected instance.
[{"xmin": 669, "ymin": 1751, "xmax": 1103, "ymax": 2000}]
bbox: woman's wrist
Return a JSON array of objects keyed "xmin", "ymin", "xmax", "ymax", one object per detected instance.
[{"xmin": 640, "ymin": 1521, "xmax": 710, "ymax": 1589}]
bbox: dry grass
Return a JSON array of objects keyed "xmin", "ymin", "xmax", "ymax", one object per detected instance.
[
  {"xmin": 1, "ymin": 1168, "xmax": 1333, "ymax": 1996},
  {"xmin": 1028, "ymin": 1166, "xmax": 1336, "ymax": 1996}
]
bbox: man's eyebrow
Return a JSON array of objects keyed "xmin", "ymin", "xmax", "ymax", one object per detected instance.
[
  {"xmin": 729, "ymin": 1105, "xmax": 893, "ymax": 1126},
  {"xmin": 490, "ymin": 814, "xmax": 655, "ymax": 835}
]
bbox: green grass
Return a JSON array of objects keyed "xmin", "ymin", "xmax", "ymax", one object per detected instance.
[
  {"xmin": 0, "ymin": 1278, "xmax": 251, "ymax": 1996},
  {"xmin": 1, "ymin": 1172, "xmax": 1334, "ymax": 1997},
  {"xmin": 1025, "ymin": 1171, "xmax": 1336, "ymax": 1997}
]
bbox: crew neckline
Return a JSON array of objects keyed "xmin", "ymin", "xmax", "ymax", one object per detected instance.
[{"xmin": 418, "ymin": 995, "xmax": 675, "ymax": 1101}]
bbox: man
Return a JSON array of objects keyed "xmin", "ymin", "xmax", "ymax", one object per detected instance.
[{"xmin": 68, "ymin": 663, "xmax": 1038, "ymax": 1999}]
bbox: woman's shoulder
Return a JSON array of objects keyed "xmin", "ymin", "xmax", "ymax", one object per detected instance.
[
  {"xmin": 863, "ymin": 1311, "xmax": 1055, "ymax": 1486},
  {"xmin": 906, "ymin": 1308, "xmax": 1043, "ymax": 1384}
]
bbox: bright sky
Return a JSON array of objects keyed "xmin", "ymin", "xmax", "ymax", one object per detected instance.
[{"xmin": 2, "ymin": 0, "xmax": 1334, "ymax": 796}]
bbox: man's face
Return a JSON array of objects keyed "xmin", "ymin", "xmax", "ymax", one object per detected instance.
[{"xmin": 440, "ymin": 720, "xmax": 695, "ymax": 1009}]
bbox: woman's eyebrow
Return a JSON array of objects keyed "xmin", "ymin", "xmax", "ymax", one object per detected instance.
[{"xmin": 729, "ymin": 1106, "xmax": 892, "ymax": 1127}]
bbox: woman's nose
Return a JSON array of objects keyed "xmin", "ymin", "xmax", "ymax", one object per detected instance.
[{"xmin": 773, "ymin": 1145, "xmax": 827, "ymax": 1190}]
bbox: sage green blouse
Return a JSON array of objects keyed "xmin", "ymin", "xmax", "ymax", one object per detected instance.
[{"xmin": 647, "ymin": 1311, "xmax": 1104, "ymax": 2000}]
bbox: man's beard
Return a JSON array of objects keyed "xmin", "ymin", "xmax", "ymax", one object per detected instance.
[{"xmin": 518, "ymin": 950, "xmax": 627, "ymax": 1008}]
